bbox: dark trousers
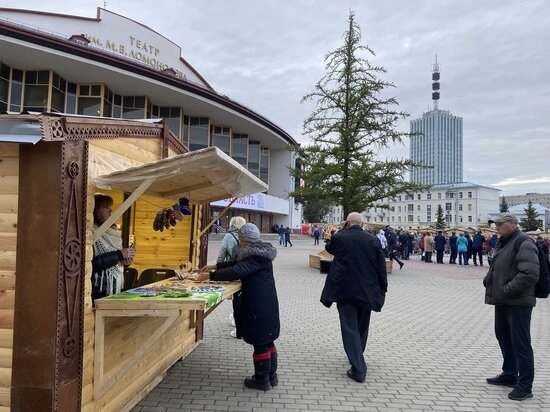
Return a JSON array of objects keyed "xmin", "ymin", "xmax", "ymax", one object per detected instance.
[
  {"xmin": 459, "ymin": 251, "xmax": 467, "ymax": 265},
  {"xmin": 436, "ymin": 249, "xmax": 444, "ymax": 263},
  {"xmin": 314, "ymin": 236, "xmax": 320, "ymax": 245},
  {"xmin": 337, "ymin": 302, "xmax": 371, "ymax": 380},
  {"xmin": 389, "ymin": 251, "xmax": 403, "ymax": 266},
  {"xmin": 450, "ymin": 247, "xmax": 457, "ymax": 263},
  {"xmin": 472, "ymin": 248, "xmax": 483, "ymax": 265},
  {"xmin": 494, "ymin": 306, "xmax": 534, "ymax": 391},
  {"xmin": 424, "ymin": 251, "xmax": 432, "ymax": 262}
]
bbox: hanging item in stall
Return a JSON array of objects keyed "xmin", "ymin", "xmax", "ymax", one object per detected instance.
[
  {"xmin": 152, "ymin": 202, "xmax": 187, "ymax": 232},
  {"xmin": 173, "ymin": 197, "xmax": 192, "ymax": 216}
]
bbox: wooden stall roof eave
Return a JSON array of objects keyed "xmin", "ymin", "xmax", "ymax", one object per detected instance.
[{"xmin": 94, "ymin": 146, "xmax": 268, "ymax": 203}]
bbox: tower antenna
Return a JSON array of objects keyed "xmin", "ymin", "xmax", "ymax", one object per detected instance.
[{"xmin": 432, "ymin": 54, "xmax": 440, "ymax": 110}]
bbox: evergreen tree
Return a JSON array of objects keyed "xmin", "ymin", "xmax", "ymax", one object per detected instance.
[
  {"xmin": 435, "ymin": 205, "xmax": 446, "ymax": 229},
  {"xmin": 303, "ymin": 198, "xmax": 332, "ymax": 223},
  {"xmin": 520, "ymin": 200, "xmax": 541, "ymax": 231},
  {"xmin": 290, "ymin": 11, "xmax": 428, "ymax": 218},
  {"xmin": 499, "ymin": 196, "xmax": 509, "ymax": 212}
]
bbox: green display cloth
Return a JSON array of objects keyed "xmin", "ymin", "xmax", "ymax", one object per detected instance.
[{"xmin": 104, "ymin": 290, "xmax": 224, "ymax": 308}]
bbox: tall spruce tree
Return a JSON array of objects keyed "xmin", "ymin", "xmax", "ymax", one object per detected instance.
[
  {"xmin": 499, "ymin": 196, "xmax": 509, "ymax": 212},
  {"xmin": 290, "ymin": 11, "xmax": 428, "ymax": 218},
  {"xmin": 435, "ymin": 205, "xmax": 447, "ymax": 229},
  {"xmin": 520, "ymin": 200, "xmax": 541, "ymax": 231}
]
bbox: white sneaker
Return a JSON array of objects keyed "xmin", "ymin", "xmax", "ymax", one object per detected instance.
[
  {"xmin": 230, "ymin": 328, "xmax": 237, "ymax": 338},
  {"xmin": 229, "ymin": 313, "xmax": 236, "ymax": 327}
]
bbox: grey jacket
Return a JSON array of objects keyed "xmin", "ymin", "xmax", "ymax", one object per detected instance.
[{"xmin": 483, "ymin": 228, "xmax": 539, "ymax": 306}]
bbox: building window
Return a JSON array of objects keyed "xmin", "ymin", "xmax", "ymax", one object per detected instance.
[
  {"xmin": 459, "ymin": 204, "xmax": 463, "ymax": 211},
  {"xmin": 260, "ymin": 148, "xmax": 269, "ymax": 185},
  {"xmin": 398, "ymin": 196, "xmax": 402, "ymax": 201},
  {"xmin": 407, "ymin": 204, "xmax": 414, "ymax": 212},
  {"xmin": 49, "ymin": 72, "xmax": 66, "ymax": 113},
  {"xmin": 65, "ymin": 82, "xmax": 77, "ymax": 114},
  {"xmin": 459, "ymin": 216, "xmax": 463, "ymax": 222},
  {"xmin": 160, "ymin": 107, "xmax": 183, "ymax": 139},
  {"xmin": 427, "ymin": 193, "xmax": 432, "ymax": 200},
  {"xmin": 112, "ymin": 94, "xmax": 122, "ymax": 118},
  {"xmin": 231, "ymin": 133, "xmax": 248, "ymax": 166},
  {"xmin": 392, "ymin": 216, "xmax": 395, "ymax": 222},
  {"xmin": 427, "ymin": 215, "xmax": 431, "ymax": 222},
  {"xmin": 0, "ymin": 63, "xmax": 9, "ymax": 112},
  {"xmin": 23, "ymin": 70, "xmax": 50, "ymax": 112},
  {"xmin": 459, "ymin": 192, "xmax": 463, "ymax": 198},
  {"xmin": 211, "ymin": 125, "xmax": 231, "ymax": 155},
  {"xmin": 445, "ymin": 202, "xmax": 452, "ymax": 211},
  {"xmin": 468, "ymin": 204, "xmax": 472, "ymax": 211},
  {"xmin": 417, "ymin": 194, "xmax": 421, "ymax": 200},
  {"xmin": 438, "ymin": 193, "xmax": 442, "ymax": 199},
  {"xmin": 405, "ymin": 194, "xmax": 414, "ymax": 200},
  {"xmin": 77, "ymin": 84, "xmax": 102, "ymax": 116},
  {"xmin": 398, "ymin": 206, "xmax": 402, "ymax": 212},
  {"xmin": 248, "ymin": 141, "xmax": 261, "ymax": 177},
  {"xmin": 408, "ymin": 215, "xmax": 414, "ymax": 222},
  {"xmin": 398, "ymin": 216, "xmax": 402, "ymax": 222},
  {"xmin": 468, "ymin": 191, "xmax": 472, "ymax": 198},
  {"xmin": 9, "ymin": 68, "xmax": 23, "ymax": 112},
  {"xmin": 122, "ymin": 96, "xmax": 147, "ymax": 119},
  {"xmin": 417, "ymin": 205, "xmax": 421, "ymax": 211},
  {"xmin": 468, "ymin": 216, "xmax": 472, "ymax": 222},
  {"xmin": 187, "ymin": 117, "xmax": 209, "ymax": 151}
]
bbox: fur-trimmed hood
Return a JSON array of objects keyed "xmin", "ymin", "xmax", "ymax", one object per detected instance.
[{"xmin": 237, "ymin": 241, "xmax": 277, "ymax": 261}]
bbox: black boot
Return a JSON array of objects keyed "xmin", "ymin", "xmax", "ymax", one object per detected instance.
[
  {"xmin": 269, "ymin": 347, "xmax": 278, "ymax": 387},
  {"xmin": 244, "ymin": 356, "xmax": 271, "ymax": 391}
]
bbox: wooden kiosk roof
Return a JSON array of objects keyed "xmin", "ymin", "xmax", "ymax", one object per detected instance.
[{"xmin": 94, "ymin": 146, "xmax": 267, "ymax": 203}]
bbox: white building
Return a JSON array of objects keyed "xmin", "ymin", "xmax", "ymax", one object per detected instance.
[
  {"xmin": 488, "ymin": 203, "xmax": 550, "ymax": 231},
  {"xmin": 501, "ymin": 193, "xmax": 550, "ymax": 210},
  {"xmin": 322, "ymin": 205, "xmax": 344, "ymax": 225},
  {"xmin": 0, "ymin": 7, "xmax": 302, "ymax": 232},
  {"xmin": 363, "ymin": 182, "xmax": 500, "ymax": 228}
]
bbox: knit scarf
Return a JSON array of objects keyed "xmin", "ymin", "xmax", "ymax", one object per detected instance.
[{"xmin": 93, "ymin": 223, "xmax": 123, "ymax": 295}]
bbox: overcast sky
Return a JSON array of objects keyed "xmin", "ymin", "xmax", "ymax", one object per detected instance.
[{"xmin": 7, "ymin": 0, "xmax": 550, "ymax": 196}]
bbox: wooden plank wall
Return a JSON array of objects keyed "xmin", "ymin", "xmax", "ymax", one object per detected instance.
[
  {"xmin": 0, "ymin": 143, "xmax": 18, "ymax": 411},
  {"xmin": 83, "ymin": 139, "xmax": 197, "ymax": 411}
]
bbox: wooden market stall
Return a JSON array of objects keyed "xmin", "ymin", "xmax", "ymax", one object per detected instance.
[{"xmin": 0, "ymin": 114, "xmax": 267, "ymax": 411}]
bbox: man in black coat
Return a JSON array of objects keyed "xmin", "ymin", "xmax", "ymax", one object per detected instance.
[
  {"xmin": 483, "ymin": 214, "xmax": 539, "ymax": 401},
  {"xmin": 434, "ymin": 231, "xmax": 446, "ymax": 264},
  {"xmin": 200, "ymin": 223, "xmax": 280, "ymax": 391},
  {"xmin": 448, "ymin": 231, "xmax": 458, "ymax": 264},
  {"xmin": 320, "ymin": 212, "xmax": 388, "ymax": 383}
]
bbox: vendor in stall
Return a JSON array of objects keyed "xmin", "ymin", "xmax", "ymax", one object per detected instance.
[
  {"xmin": 199, "ymin": 223, "xmax": 280, "ymax": 391},
  {"xmin": 92, "ymin": 194, "xmax": 136, "ymax": 300}
]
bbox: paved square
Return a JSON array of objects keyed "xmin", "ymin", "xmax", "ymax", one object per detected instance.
[{"xmin": 133, "ymin": 237, "xmax": 550, "ymax": 411}]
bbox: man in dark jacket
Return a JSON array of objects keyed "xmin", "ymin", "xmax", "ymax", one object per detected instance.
[
  {"xmin": 483, "ymin": 214, "xmax": 539, "ymax": 401},
  {"xmin": 472, "ymin": 230, "xmax": 486, "ymax": 266},
  {"xmin": 200, "ymin": 223, "xmax": 280, "ymax": 391},
  {"xmin": 434, "ymin": 231, "xmax": 446, "ymax": 264},
  {"xmin": 320, "ymin": 212, "xmax": 387, "ymax": 383},
  {"xmin": 448, "ymin": 231, "xmax": 458, "ymax": 264}
]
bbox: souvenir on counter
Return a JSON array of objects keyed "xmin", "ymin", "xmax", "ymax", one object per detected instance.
[{"xmin": 191, "ymin": 285, "xmax": 225, "ymax": 293}]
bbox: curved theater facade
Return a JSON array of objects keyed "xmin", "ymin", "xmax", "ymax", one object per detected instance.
[{"xmin": 0, "ymin": 7, "xmax": 303, "ymax": 233}]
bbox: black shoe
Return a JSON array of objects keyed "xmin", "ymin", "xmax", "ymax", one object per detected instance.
[
  {"xmin": 474, "ymin": 263, "xmax": 478, "ymax": 266},
  {"xmin": 346, "ymin": 369, "xmax": 365, "ymax": 383},
  {"xmin": 486, "ymin": 374, "xmax": 516, "ymax": 387},
  {"xmin": 508, "ymin": 388, "xmax": 533, "ymax": 401},
  {"xmin": 399, "ymin": 262, "xmax": 404, "ymax": 269},
  {"xmin": 269, "ymin": 374, "xmax": 278, "ymax": 387},
  {"xmin": 244, "ymin": 376, "xmax": 272, "ymax": 391}
]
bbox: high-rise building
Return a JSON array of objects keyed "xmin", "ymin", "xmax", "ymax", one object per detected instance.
[{"xmin": 410, "ymin": 57, "xmax": 463, "ymax": 185}]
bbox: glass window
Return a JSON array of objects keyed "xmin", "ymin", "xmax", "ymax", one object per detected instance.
[
  {"xmin": 407, "ymin": 204, "xmax": 414, "ymax": 212},
  {"xmin": 23, "ymin": 70, "xmax": 50, "ymax": 112},
  {"xmin": 468, "ymin": 204, "xmax": 472, "ymax": 211},
  {"xmin": 468, "ymin": 216, "xmax": 472, "ymax": 222},
  {"xmin": 160, "ymin": 107, "xmax": 182, "ymax": 138},
  {"xmin": 417, "ymin": 205, "xmax": 421, "ymax": 211},
  {"xmin": 112, "ymin": 94, "xmax": 122, "ymax": 118},
  {"xmin": 408, "ymin": 215, "xmax": 414, "ymax": 222},
  {"xmin": 211, "ymin": 125, "xmax": 231, "ymax": 155},
  {"xmin": 78, "ymin": 97, "xmax": 101, "ymax": 116},
  {"xmin": 0, "ymin": 63, "xmax": 8, "ymax": 112},
  {"xmin": 459, "ymin": 192, "xmax": 463, "ymax": 198},
  {"xmin": 427, "ymin": 193, "xmax": 432, "ymax": 200},
  {"xmin": 248, "ymin": 141, "xmax": 261, "ymax": 177},
  {"xmin": 438, "ymin": 193, "xmax": 442, "ymax": 199},
  {"xmin": 398, "ymin": 206, "xmax": 402, "ymax": 212},
  {"xmin": 65, "ymin": 82, "xmax": 77, "ymax": 114},
  {"xmin": 122, "ymin": 96, "xmax": 146, "ymax": 119},
  {"xmin": 9, "ymin": 69, "xmax": 23, "ymax": 112},
  {"xmin": 417, "ymin": 194, "xmax": 421, "ymax": 200},
  {"xmin": 188, "ymin": 117, "xmax": 209, "ymax": 151},
  {"xmin": 260, "ymin": 148, "xmax": 269, "ymax": 185},
  {"xmin": 468, "ymin": 191, "xmax": 472, "ymax": 198},
  {"xmin": 231, "ymin": 133, "xmax": 248, "ymax": 166},
  {"xmin": 459, "ymin": 204, "xmax": 463, "ymax": 211},
  {"xmin": 445, "ymin": 202, "xmax": 452, "ymax": 211},
  {"xmin": 50, "ymin": 72, "xmax": 66, "ymax": 113},
  {"xmin": 103, "ymin": 87, "xmax": 113, "ymax": 117}
]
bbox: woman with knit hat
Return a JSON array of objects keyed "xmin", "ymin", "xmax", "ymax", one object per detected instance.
[{"xmin": 200, "ymin": 223, "xmax": 280, "ymax": 391}]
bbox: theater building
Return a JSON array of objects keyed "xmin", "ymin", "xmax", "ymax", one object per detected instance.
[{"xmin": 0, "ymin": 7, "xmax": 302, "ymax": 233}]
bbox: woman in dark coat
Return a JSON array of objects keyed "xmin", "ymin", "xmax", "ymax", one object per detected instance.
[{"xmin": 200, "ymin": 223, "xmax": 280, "ymax": 391}]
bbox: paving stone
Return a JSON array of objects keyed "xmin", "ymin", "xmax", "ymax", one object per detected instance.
[{"xmin": 133, "ymin": 239, "xmax": 550, "ymax": 412}]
